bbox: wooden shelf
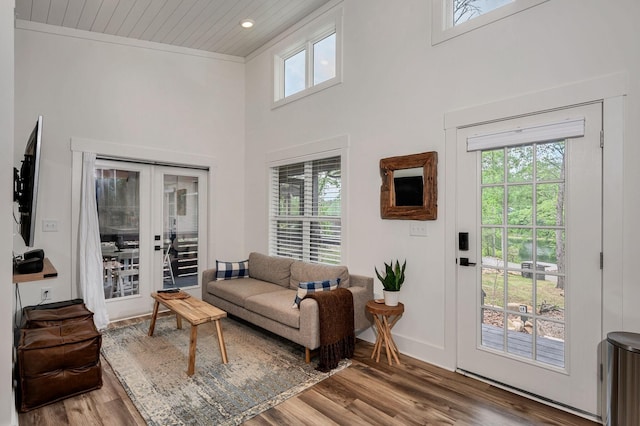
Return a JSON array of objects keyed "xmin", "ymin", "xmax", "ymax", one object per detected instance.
[{"xmin": 13, "ymin": 258, "xmax": 58, "ymax": 283}]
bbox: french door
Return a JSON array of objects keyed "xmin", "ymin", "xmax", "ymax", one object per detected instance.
[
  {"xmin": 456, "ymin": 103, "xmax": 603, "ymax": 415},
  {"xmin": 95, "ymin": 160, "xmax": 207, "ymax": 320}
]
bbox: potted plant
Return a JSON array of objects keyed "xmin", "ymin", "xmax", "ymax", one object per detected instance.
[{"xmin": 375, "ymin": 260, "xmax": 406, "ymax": 306}]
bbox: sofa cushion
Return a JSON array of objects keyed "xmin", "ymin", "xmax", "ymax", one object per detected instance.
[
  {"xmin": 215, "ymin": 259, "xmax": 249, "ymax": 280},
  {"xmin": 244, "ymin": 289, "xmax": 301, "ymax": 329},
  {"xmin": 292, "ymin": 278, "xmax": 340, "ymax": 308},
  {"xmin": 248, "ymin": 252, "xmax": 295, "ymax": 288},
  {"xmin": 289, "ymin": 261, "xmax": 350, "ymax": 290},
  {"xmin": 207, "ymin": 278, "xmax": 282, "ymax": 308}
]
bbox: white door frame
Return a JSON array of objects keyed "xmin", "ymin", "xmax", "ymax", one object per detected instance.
[
  {"xmin": 70, "ymin": 138, "xmax": 216, "ymax": 317},
  {"xmin": 443, "ymin": 73, "xmax": 626, "ymax": 417}
]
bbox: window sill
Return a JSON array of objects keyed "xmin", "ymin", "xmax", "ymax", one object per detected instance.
[{"xmin": 271, "ymin": 77, "xmax": 342, "ymax": 110}]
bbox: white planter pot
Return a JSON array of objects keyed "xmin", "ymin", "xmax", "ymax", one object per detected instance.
[{"xmin": 383, "ymin": 290, "xmax": 400, "ymax": 306}]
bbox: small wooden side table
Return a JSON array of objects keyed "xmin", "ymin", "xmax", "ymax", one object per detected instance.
[{"xmin": 366, "ymin": 300, "xmax": 404, "ymax": 366}]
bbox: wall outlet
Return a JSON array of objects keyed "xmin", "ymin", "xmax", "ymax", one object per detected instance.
[
  {"xmin": 410, "ymin": 222, "xmax": 428, "ymax": 237},
  {"xmin": 41, "ymin": 287, "xmax": 52, "ymax": 301}
]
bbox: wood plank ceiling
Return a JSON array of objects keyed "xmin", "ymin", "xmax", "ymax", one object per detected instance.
[{"xmin": 15, "ymin": 0, "xmax": 333, "ymax": 57}]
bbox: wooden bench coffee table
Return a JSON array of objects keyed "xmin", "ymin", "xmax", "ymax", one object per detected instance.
[{"xmin": 148, "ymin": 292, "xmax": 228, "ymax": 376}]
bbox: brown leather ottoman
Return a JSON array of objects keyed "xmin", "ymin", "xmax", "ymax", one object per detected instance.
[
  {"xmin": 17, "ymin": 304, "xmax": 102, "ymax": 412},
  {"xmin": 23, "ymin": 301, "xmax": 94, "ymax": 328}
]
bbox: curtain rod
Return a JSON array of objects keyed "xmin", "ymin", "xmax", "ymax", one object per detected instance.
[{"xmin": 96, "ymin": 155, "xmax": 209, "ymax": 171}]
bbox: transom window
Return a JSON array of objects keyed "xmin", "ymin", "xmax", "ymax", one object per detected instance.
[
  {"xmin": 454, "ymin": 0, "xmax": 515, "ymax": 25},
  {"xmin": 432, "ymin": 0, "xmax": 548, "ymax": 45},
  {"xmin": 269, "ymin": 156, "xmax": 341, "ymax": 265},
  {"xmin": 282, "ymin": 31, "xmax": 336, "ymax": 98},
  {"xmin": 273, "ymin": 9, "xmax": 342, "ymax": 107}
]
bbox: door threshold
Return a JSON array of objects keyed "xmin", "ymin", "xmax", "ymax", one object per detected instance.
[{"xmin": 456, "ymin": 368, "xmax": 600, "ymax": 424}]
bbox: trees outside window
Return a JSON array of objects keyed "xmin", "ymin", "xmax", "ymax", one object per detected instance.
[{"xmin": 481, "ymin": 140, "xmax": 566, "ymax": 317}]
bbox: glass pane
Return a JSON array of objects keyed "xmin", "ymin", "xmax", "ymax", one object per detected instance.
[
  {"xmin": 96, "ymin": 168, "xmax": 140, "ymax": 300},
  {"xmin": 163, "ymin": 175, "xmax": 199, "ymax": 289},
  {"xmin": 478, "ymin": 140, "xmax": 569, "ymax": 369},
  {"xmin": 536, "ymin": 183, "xmax": 564, "ymax": 226},
  {"xmin": 276, "ymin": 220, "xmax": 303, "ymax": 259},
  {"xmin": 507, "ymin": 227, "xmax": 532, "ymax": 264},
  {"xmin": 454, "ymin": 0, "xmax": 515, "ymax": 25},
  {"xmin": 536, "ymin": 141, "xmax": 565, "ymax": 181},
  {"xmin": 313, "ymin": 33, "xmax": 336, "ymax": 85},
  {"xmin": 481, "ymin": 227, "xmax": 503, "ymax": 260},
  {"xmin": 536, "ymin": 319, "xmax": 565, "ymax": 367},
  {"xmin": 481, "ymin": 267, "xmax": 504, "ymax": 309},
  {"xmin": 507, "ymin": 184, "xmax": 532, "ymax": 225},
  {"xmin": 507, "ymin": 145, "xmax": 533, "ymax": 183},
  {"xmin": 507, "ymin": 273, "xmax": 533, "ymax": 310},
  {"xmin": 313, "ymin": 157, "xmax": 341, "ymax": 216},
  {"xmin": 310, "ymin": 220, "xmax": 341, "ymax": 264},
  {"xmin": 507, "ymin": 313, "xmax": 532, "ymax": 359},
  {"xmin": 284, "ymin": 50, "xmax": 305, "ymax": 97},
  {"xmin": 278, "ymin": 163, "xmax": 304, "ymax": 216},
  {"xmin": 482, "ymin": 186, "xmax": 503, "ymax": 225},
  {"xmin": 481, "ymin": 149, "xmax": 504, "ymax": 184},
  {"xmin": 481, "ymin": 308, "xmax": 504, "ymax": 351},
  {"xmin": 536, "ymin": 228, "xmax": 561, "ymax": 264},
  {"xmin": 537, "ymin": 278, "xmax": 565, "ymax": 318}
]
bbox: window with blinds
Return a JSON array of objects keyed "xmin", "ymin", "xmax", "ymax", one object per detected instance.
[{"xmin": 269, "ymin": 156, "xmax": 341, "ymax": 265}]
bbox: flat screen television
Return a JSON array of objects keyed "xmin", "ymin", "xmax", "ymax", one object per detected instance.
[
  {"xmin": 14, "ymin": 116, "xmax": 43, "ymax": 247},
  {"xmin": 394, "ymin": 175, "xmax": 423, "ymax": 207}
]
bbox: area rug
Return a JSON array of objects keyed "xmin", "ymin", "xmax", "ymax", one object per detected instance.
[{"xmin": 101, "ymin": 316, "xmax": 349, "ymax": 425}]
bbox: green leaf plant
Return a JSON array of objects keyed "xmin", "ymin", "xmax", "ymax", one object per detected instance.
[{"xmin": 375, "ymin": 260, "xmax": 406, "ymax": 292}]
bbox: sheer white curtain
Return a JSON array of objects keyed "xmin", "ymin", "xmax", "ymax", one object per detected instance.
[{"xmin": 79, "ymin": 152, "xmax": 109, "ymax": 330}]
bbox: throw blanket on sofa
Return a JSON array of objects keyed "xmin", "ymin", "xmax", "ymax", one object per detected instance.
[{"xmin": 306, "ymin": 288, "xmax": 355, "ymax": 372}]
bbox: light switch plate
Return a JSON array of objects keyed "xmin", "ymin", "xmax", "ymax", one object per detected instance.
[
  {"xmin": 42, "ymin": 219, "xmax": 58, "ymax": 232},
  {"xmin": 410, "ymin": 222, "xmax": 427, "ymax": 237}
]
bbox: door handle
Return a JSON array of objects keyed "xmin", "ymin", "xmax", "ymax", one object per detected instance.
[{"xmin": 459, "ymin": 257, "xmax": 476, "ymax": 266}]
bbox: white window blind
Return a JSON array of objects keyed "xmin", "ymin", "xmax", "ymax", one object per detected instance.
[
  {"xmin": 269, "ymin": 156, "xmax": 341, "ymax": 265},
  {"xmin": 467, "ymin": 117, "xmax": 585, "ymax": 152}
]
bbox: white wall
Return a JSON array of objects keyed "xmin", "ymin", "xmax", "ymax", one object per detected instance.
[
  {"xmin": 2, "ymin": 2, "xmax": 15, "ymax": 424},
  {"xmin": 13, "ymin": 24, "xmax": 247, "ymax": 309},
  {"xmin": 245, "ymin": 0, "xmax": 640, "ymax": 369}
]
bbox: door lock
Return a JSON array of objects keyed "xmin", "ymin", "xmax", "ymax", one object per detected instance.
[{"xmin": 459, "ymin": 232, "xmax": 469, "ymax": 251}]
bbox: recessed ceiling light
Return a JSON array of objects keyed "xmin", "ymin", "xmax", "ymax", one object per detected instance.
[{"xmin": 240, "ymin": 19, "xmax": 254, "ymax": 29}]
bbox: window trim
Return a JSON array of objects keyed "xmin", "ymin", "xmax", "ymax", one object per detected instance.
[
  {"xmin": 431, "ymin": 0, "xmax": 549, "ymax": 45},
  {"xmin": 272, "ymin": 9, "xmax": 343, "ymax": 109},
  {"xmin": 267, "ymin": 135, "xmax": 349, "ymax": 265}
]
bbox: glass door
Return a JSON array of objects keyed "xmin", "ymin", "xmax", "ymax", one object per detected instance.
[
  {"xmin": 95, "ymin": 161, "xmax": 151, "ymax": 319},
  {"xmin": 456, "ymin": 103, "xmax": 603, "ymax": 415},
  {"xmin": 156, "ymin": 169, "xmax": 207, "ymax": 292},
  {"xmin": 95, "ymin": 161, "xmax": 208, "ymax": 319}
]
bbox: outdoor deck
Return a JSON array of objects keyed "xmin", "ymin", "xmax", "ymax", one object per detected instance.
[{"xmin": 481, "ymin": 324, "xmax": 564, "ymax": 368}]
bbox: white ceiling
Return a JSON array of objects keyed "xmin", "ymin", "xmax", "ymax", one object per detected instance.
[{"xmin": 15, "ymin": 0, "xmax": 333, "ymax": 57}]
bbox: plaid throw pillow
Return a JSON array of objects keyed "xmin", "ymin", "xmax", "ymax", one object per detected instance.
[
  {"xmin": 215, "ymin": 259, "xmax": 249, "ymax": 280},
  {"xmin": 292, "ymin": 278, "xmax": 340, "ymax": 308}
]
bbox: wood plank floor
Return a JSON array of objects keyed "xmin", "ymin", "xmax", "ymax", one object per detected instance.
[{"xmin": 19, "ymin": 321, "xmax": 597, "ymax": 425}]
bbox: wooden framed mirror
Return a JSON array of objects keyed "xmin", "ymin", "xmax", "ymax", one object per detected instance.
[{"xmin": 380, "ymin": 151, "xmax": 437, "ymax": 220}]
